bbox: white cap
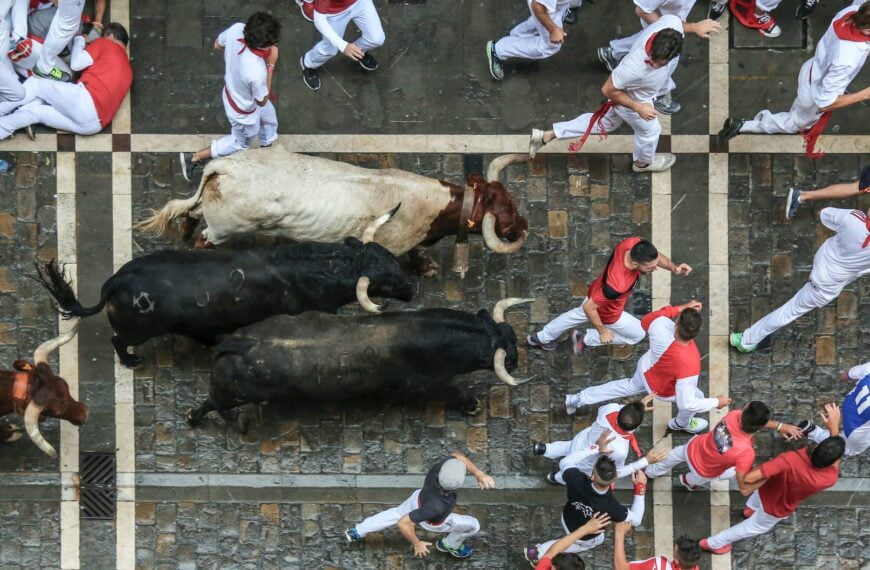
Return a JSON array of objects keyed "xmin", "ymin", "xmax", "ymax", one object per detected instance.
[{"xmin": 437, "ymin": 459, "xmax": 466, "ymax": 491}]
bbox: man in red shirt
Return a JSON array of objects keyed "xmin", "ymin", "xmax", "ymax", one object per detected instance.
[
  {"xmin": 700, "ymin": 404, "xmax": 844, "ymax": 554},
  {"xmin": 528, "ymin": 237, "xmax": 692, "ymax": 353},
  {"xmin": 0, "ymin": 22, "xmax": 131, "ymax": 139},
  {"xmin": 645, "ymin": 401, "xmax": 802, "ymax": 490},
  {"xmin": 613, "ymin": 520, "xmax": 701, "ymax": 570}
]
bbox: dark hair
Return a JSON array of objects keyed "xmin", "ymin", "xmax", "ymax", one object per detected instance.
[
  {"xmin": 650, "ymin": 28, "xmax": 683, "ymax": 63},
  {"xmin": 675, "ymin": 536, "xmax": 702, "ymax": 566},
  {"xmin": 102, "ymin": 22, "xmax": 129, "ymax": 46},
  {"xmin": 244, "ymin": 12, "xmax": 281, "ymax": 49},
  {"xmin": 676, "ymin": 309, "xmax": 702, "ymax": 340},
  {"xmin": 629, "ymin": 239, "xmax": 658, "ymax": 264},
  {"xmin": 593, "ymin": 455, "xmax": 617, "ymax": 483},
  {"xmin": 617, "ymin": 401, "xmax": 645, "ymax": 432},
  {"xmin": 852, "ymin": 2, "xmax": 870, "ymax": 29},
  {"xmin": 810, "ymin": 436, "xmax": 845, "ymax": 468},
  {"xmin": 740, "ymin": 401, "xmax": 770, "ymax": 434}
]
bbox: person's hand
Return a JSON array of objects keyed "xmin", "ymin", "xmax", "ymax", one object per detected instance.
[
  {"xmin": 645, "ymin": 448, "xmax": 668, "ymax": 464},
  {"xmin": 716, "ymin": 396, "xmax": 732, "ymax": 409},
  {"xmin": 692, "ymin": 19, "xmax": 722, "ymax": 38},
  {"xmin": 632, "ymin": 469, "xmax": 647, "ymax": 485},
  {"xmin": 636, "ymin": 102, "xmax": 657, "ymax": 121},
  {"xmin": 680, "ymin": 300, "xmax": 702, "ymax": 312},
  {"xmin": 580, "ymin": 512, "xmax": 612, "ymax": 536},
  {"xmin": 596, "ymin": 428, "xmax": 616, "ymax": 454},
  {"xmin": 615, "ymin": 520, "xmax": 633, "ymax": 537},
  {"xmin": 819, "ymin": 402, "xmax": 841, "ymax": 432},
  {"xmin": 778, "ymin": 423, "xmax": 803, "ymax": 441},
  {"xmin": 599, "ymin": 328, "xmax": 614, "ymax": 345},
  {"xmin": 412, "ymin": 541, "xmax": 432, "ymax": 557},
  {"xmin": 92, "ymin": 20, "xmax": 104, "ymax": 32},
  {"xmin": 673, "ymin": 263, "xmax": 693, "ymax": 275},
  {"xmin": 266, "ymin": 45, "xmax": 279, "ymax": 65},
  {"xmin": 476, "ymin": 473, "xmax": 496, "ymax": 490},
  {"xmin": 549, "ymin": 27, "xmax": 567, "ymax": 44},
  {"xmin": 343, "ymin": 42, "xmax": 365, "ymax": 60}
]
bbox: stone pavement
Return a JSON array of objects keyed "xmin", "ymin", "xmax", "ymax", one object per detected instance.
[{"xmin": 0, "ymin": 0, "xmax": 868, "ymax": 569}]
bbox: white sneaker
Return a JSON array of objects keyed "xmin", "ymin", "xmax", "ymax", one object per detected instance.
[
  {"xmin": 632, "ymin": 153, "xmax": 676, "ymax": 173},
  {"xmin": 529, "ymin": 128, "xmax": 545, "ymax": 158},
  {"xmin": 565, "ymin": 393, "xmax": 581, "ymax": 415},
  {"xmin": 669, "ymin": 417, "xmax": 708, "ymax": 434}
]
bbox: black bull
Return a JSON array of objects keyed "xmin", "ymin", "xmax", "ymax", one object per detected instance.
[
  {"xmin": 187, "ymin": 299, "xmax": 532, "ymax": 429},
  {"xmin": 36, "ymin": 238, "xmax": 415, "ymax": 368}
]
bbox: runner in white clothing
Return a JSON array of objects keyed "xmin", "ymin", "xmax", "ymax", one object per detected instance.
[
  {"xmin": 33, "ymin": 0, "xmax": 85, "ymax": 82},
  {"xmin": 597, "ymin": 0, "xmax": 721, "ymax": 114},
  {"xmin": 527, "ymin": 16, "xmax": 684, "ymax": 173},
  {"xmin": 0, "ymin": 0, "xmax": 25, "ymax": 102},
  {"xmin": 718, "ymin": 1, "xmax": 870, "ymax": 157},
  {"xmin": 179, "ymin": 13, "xmax": 280, "ymax": 183},
  {"xmin": 797, "ymin": 361, "xmax": 870, "ymax": 456},
  {"xmin": 731, "ymin": 207, "xmax": 870, "ymax": 352}
]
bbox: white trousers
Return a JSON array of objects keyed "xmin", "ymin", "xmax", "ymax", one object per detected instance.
[
  {"xmin": 37, "ymin": 0, "xmax": 84, "ymax": 72},
  {"xmin": 493, "ymin": 6, "xmax": 567, "ymax": 61},
  {"xmin": 554, "ymin": 104, "xmax": 661, "ymax": 164},
  {"xmin": 0, "ymin": 77, "xmax": 100, "ymax": 138},
  {"xmin": 741, "ymin": 60, "xmax": 820, "ymax": 135},
  {"xmin": 644, "ymin": 443, "xmax": 736, "ymax": 486},
  {"xmin": 742, "ymin": 280, "xmax": 840, "ymax": 347},
  {"xmin": 537, "ymin": 298, "xmax": 645, "ymax": 346},
  {"xmin": 707, "ymin": 492, "xmax": 785, "ymax": 549},
  {"xmin": 211, "ymin": 99, "xmax": 278, "ymax": 159},
  {"xmin": 810, "ymin": 424, "xmax": 870, "ymax": 456},
  {"xmin": 574, "ymin": 371, "xmax": 702, "ymax": 427},
  {"xmin": 756, "ymin": 0, "xmax": 782, "ymax": 12},
  {"xmin": 536, "ymin": 514, "xmax": 606, "ymax": 554},
  {"xmin": 354, "ymin": 489, "xmax": 480, "ymax": 550},
  {"xmin": 0, "ymin": 11, "xmax": 24, "ymax": 103},
  {"xmin": 303, "ymin": 0, "xmax": 385, "ymax": 69}
]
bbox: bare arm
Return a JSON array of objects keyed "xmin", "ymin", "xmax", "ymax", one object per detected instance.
[
  {"xmin": 820, "ymin": 87, "xmax": 870, "ymax": 112},
  {"xmin": 397, "ymin": 515, "xmax": 431, "ymax": 557},
  {"xmin": 532, "ymin": 1, "xmax": 559, "ymax": 33},
  {"xmin": 451, "ymin": 452, "xmax": 495, "ymax": 489},
  {"xmin": 764, "ymin": 419, "xmax": 802, "ymax": 441},
  {"xmin": 602, "ymin": 76, "xmax": 645, "ymax": 114},
  {"xmin": 582, "ymin": 297, "xmax": 611, "ymax": 340},
  {"xmin": 613, "ymin": 521, "xmax": 633, "ymax": 570},
  {"xmin": 94, "ymin": 0, "xmax": 107, "ymax": 26}
]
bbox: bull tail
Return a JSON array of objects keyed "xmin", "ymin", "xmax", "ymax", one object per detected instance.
[
  {"xmin": 34, "ymin": 260, "xmax": 110, "ymax": 319},
  {"xmin": 134, "ymin": 174, "xmax": 210, "ymax": 237}
]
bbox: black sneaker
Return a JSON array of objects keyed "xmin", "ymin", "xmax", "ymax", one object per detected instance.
[
  {"xmin": 709, "ymin": 1, "xmax": 728, "ymax": 20},
  {"xmin": 796, "ymin": 420, "xmax": 817, "ymax": 437},
  {"xmin": 717, "ymin": 118, "xmax": 745, "ymax": 145},
  {"xmin": 358, "ymin": 53, "xmax": 378, "ymax": 72},
  {"xmin": 545, "ymin": 471, "xmax": 560, "ymax": 485},
  {"xmin": 564, "ymin": 7, "xmax": 578, "ymax": 24},
  {"xmin": 532, "ymin": 442, "xmax": 546, "ymax": 456},
  {"xmin": 785, "ymin": 187, "xmax": 802, "ymax": 220},
  {"xmin": 486, "ymin": 40, "xmax": 504, "ymax": 81},
  {"xmin": 796, "ymin": 0, "xmax": 817, "ymax": 19},
  {"xmin": 179, "ymin": 152, "xmax": 202, "ymax": 183},
  {"xmin": 300, "ymin": 56, "xmax": 321, "ymax": 91}
]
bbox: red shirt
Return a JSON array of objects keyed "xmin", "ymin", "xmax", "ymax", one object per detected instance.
[
  {"xmin": 639, "ymin": 306, "xmax": 701, "ymax": 398},
  {"xmin": 79, "ymin": 39, "xmax": 133, "ymax": 128},
  {"xmin": 630, "ymin": 556, "xmax": 698, "ymax": 570},
  {"xmin": 757, "ymin": 447, "xmax": 839, "ymax": 518},
  {"xmin": 686, "ymin": 410, "xmax": 755, "ymax": 479},
  {"xmin": 586, "ymin": 236, "xmax": 643, "ymax": 324},
  {"xmin": 535, "ymin": 556, "xmax": 553, "ymax": 570},
  {"xmin": 314, "ymin": 0, "xmax": 358, "ymax": 14}
]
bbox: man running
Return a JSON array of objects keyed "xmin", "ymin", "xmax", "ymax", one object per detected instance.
[{"xmin": 613, "ymin": 520, "xmax": 702, "ymax": 569}]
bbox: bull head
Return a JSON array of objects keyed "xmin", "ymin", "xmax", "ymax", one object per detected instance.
[
  {"xmin": 491, "ymin": 297, "xmax": 534, "ymax": 386},
  {"xmin": 477, "ymin": 154, "xmax": 530, "ymax": 254},
  {"xmin": 357, "ymin": 203, "xmax": 404, "ymax": 313}
]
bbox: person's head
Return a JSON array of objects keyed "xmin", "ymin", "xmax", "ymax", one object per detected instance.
[
  {"xmin": 809, "ymin": 436, "xmax": 845, "ymax": 468},
  {"xmin": 851, "ymin": 1, "xmax": 870, "ymax": 35},
  {"xmin": 617, "ymin": 401, "xmax": 645, "ymax": 432},
  {"xmin": 244, "ymin": 12, "xmax": 282, "ymax": 49},
  {"xmin": 740, "ymin": 401, "xmax": 771, "ymax": 434},
  {"xmin": 628, "ymin": 239, "xmax": 659, "ymax": 273},
  {"xmin": 675, "ymin": 308, "xmax": 702, "ymax": 340},
  {"xmin": 437, "ymin": 458, "xmax": 467, "ymax": 491},
  {"xmin": 648, "ymin": 29, "xmax": 683, "ymax": 68},
  {"xmin": 102, "ymin": 22, "xmax": 129, "ymax": 47},
  {"xmin": 673, "ymin": 536, "xmax": 702, "ymax": 567},
  {"xmin": 592, "ymin": 456, "xmax": 617, "ymax": 487}
]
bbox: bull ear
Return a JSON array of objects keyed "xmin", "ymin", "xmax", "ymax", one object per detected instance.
[
  {"xmin": 13, "ymin": 360, "xmax": 33, "ymax": 372},
  {"xmin": 344, "ymin": 236, "xmax": 364, "ymax": 248}
]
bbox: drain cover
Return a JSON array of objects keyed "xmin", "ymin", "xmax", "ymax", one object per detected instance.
[{"xmin": 80, "ymin": 452, "xmax": 116, "ymax": 520}]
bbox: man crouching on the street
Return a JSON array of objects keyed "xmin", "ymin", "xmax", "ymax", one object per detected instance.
[{"xmin": 345, "ymin": 453, "xmax": 495, "ymax": 559}]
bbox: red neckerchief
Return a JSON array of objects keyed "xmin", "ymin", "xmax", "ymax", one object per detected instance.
[
  {"xmin": 644, "ymin": 32, "xmax": 659, "ymax": 65},
  {"xmin": 606, "ymin": 412, "xmax": 643, "ymax": 457},
  {"xmin": 237, "ymin": 38, "xmax": 271, "ymax": 59},
  {"xmin": 848, "ymin": 210, "xmax": 870, "ymax": 248},
  {"xmin": 568, "ymin": 100, "xmax": 616, "ymax": 153},
  {"xmin": 833, "ymin": 12, "xmax": 868, "ymax": 43}
]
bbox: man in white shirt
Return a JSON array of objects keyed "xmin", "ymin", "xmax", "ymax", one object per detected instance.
[
  {"xmin": 179, "ymin": 12, "xmax": 280, "ymax": 182},
  {"xmin": 731, "ymin": 207, "xmax": 870, "ymax": 352},
  {"xmin": 597, "ymin": 0, "xmax": 720, "ymax": 114},
  {"xmin": 527, "ymin": 16, "xmax": 683, "ymax": 172},
  {"xmin": 0, "ymin": 0, "xmax": 25, "ymax": 102},
  {"xmin": 718, "ymin": 1, "xmax": 870, "ymax": 152},
  {"xmin": 300, "ymin": 0, "xmax": 385, "ymax": 91}
]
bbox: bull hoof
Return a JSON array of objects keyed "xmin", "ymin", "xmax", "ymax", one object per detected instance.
[
  {"xmin": 186, "ymin": 409, "xmax": 200, "ymax": 428},
  {"xmin": 121, "ymin": 355, "xmax": 142, "ymax": 369},
  {"xmin": 462, "ymin": 398, "xmax": 483, "ymax": 416}
]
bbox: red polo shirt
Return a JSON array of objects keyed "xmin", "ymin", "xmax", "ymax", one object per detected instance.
[
  {"xmin": 586, "ymin": 236, "xmax": 643, "ymax": 324},
  {"xmin": 758, "ymin": 447, "xmax": 838, "ymax": 518}
]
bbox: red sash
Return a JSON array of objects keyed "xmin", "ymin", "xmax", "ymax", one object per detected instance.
[{"xmin": 568, "ymin": 100, "xmax": 616, "ymax": 153}]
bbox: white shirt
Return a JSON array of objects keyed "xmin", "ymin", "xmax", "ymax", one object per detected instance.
[
  {"xmin": 810, "ymin": 208, "xmax": 870, "ymax": 288},
  {"xmin": 634, "ymin": 0, "xmax": 697, "ymax": 23},
  {"xmin": 217, "ymin": 23, "xmax": 269, "ymax": 126},
  {"xmin": 611, "ymin": 15, "xmax": 683, "ymax": 103},
  {"xmin": 530, "ymin": 0, "xmax": 559, "ymax": 14},
  {"xmin": 562, "ymin": 403, "xmax": 649, "ymax": 479},
  {"xmin": 807, "ymin": 3, "xmax": 869, "ymax": 109}
]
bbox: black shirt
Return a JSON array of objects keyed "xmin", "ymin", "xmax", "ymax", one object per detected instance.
[
  {"xmin": 408, "ymin": 457, "xmax": 458, "ymax": 525},
  {"xmin": 562, "ymin": 467, "xmax": 628, "ymax": 540}
]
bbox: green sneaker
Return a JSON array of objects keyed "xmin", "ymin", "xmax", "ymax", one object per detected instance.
[
  {"xmin": 729, "ymin": 332, "xmax": 757, "ymax": 353},
  {"xmin": 33, "ymin": 66, "xmax": 71, "ymax": 82}
]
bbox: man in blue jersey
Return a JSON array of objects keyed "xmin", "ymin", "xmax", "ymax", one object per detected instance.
[{"xmin": 798, "ymin": 362, "xmax": 870, "ymax": 456}]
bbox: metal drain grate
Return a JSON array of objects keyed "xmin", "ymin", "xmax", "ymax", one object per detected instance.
[{"xmin": 80, "ymin": 452, "xmax": 116, "ymax": 520}]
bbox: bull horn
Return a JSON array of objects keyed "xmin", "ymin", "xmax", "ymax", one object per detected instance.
[
  {"xmin": 493, "ymin": 348, "xmax": 518, "ymax": 386},
  {"xmin": 362, "ymin": 203, "xmax": 402, "ymax": 244},
  {"xmin": 482, "ymin": 213, "xmax": 527, "ymax": 254},
  {"xmin": 486, "ymin": 153, "xmax": 529, "ymax": 182},
  {"xmin": 492, "ymin": 297, "xmax": 534, "ymax": 324},
  {"xmin": 33, "ymin": 319, "xmax": 80, "ymax": 365},
  {"xmin": 24, "ymin": 401, "xmax": 56, "ymax": 459},
  {"xmin": 356, "ymin": 276, "xmax": 386, "ymax": 314}
]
